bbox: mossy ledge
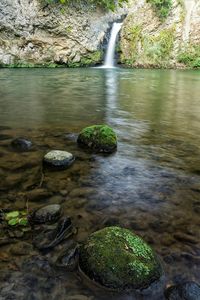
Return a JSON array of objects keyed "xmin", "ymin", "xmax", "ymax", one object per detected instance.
[
  {"xmin": 77, "ymin": 125, "xmax": 117, "ymax": 153},
  {"xmin": 79, "ymin": 227, "xmax": 163, "ymax": 291}
]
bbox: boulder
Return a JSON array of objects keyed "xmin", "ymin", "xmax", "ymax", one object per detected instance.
[
  {"xmin": 77, "ymin": 125, "xmax": 117, "ymax": 153},
  {"xmin": 79, "ymin": 226, "xmax": 163, "ymax": 290}
]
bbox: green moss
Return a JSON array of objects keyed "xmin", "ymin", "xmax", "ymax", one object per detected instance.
[
  {"xmin": 79, "ymin": 227, "xmax": 162, "ymax": 290},
  {"xmin": 147, "ymin": 0, "xmax": 172, "ymax": 20},
  {"xmin": 77, "ymin": 125, "xmax": 117, "ymax": 153},
  {"xmin": 178, "ymin": 45, "xmax": 200, "ymax": 68}
]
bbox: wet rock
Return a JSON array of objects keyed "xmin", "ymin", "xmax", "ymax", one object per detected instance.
[
  {"xmin": 77, "ymin": 125, "xmax": 117, "ymax": 153},
  {"xmin": 54, "ymin": 241, "xmax": 78, "ymax": 270},
  {"xmin": 31, "ymin": 204, "xmax": 62, "ymax": 224},
  {"xmin": 26, "ymin": 189, "xmax": 53, "ymax": 202},
  {"xmin": 173, "ymin": 232, "xmax": 198, "ymax": 244},
  {"xmin": 43, "ymin": 150, "xmax": 75, "ymax": 170},
  {"xmin": 11, "ymin": 138, "xmax": 32, "ymax": 152},
  {"xmin": 33, "ymin": 217, "xmax": 75, "ymax": 250},
  {"xmin": 10, "ymin": 242, "xmax": 33, "ymax": 256},
  {"xmin": 79, "ymin": 226, "xmax": 163, "ymax": 290},
  {"xmin": 165, "ymin": 281, "xmax": 200, "ymax": 300}
]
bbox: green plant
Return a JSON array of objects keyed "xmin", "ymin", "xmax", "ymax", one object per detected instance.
[
  {"xmin": 43, "ymin": 0, "xmax": 128, "ymax": 11},
  {"xmin": 147, "ymin": 0, "xmax": 172, "ymax": 19},
  {"xmin": 5, "ymin": 210, "xmax": 29, "ymax": 227},
  {"xmin": 178, "ymin": 45, "xmax": 200, "ymax": 68}
]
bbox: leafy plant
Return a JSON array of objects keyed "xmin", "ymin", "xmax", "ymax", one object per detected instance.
[
  {"xmin": 178, "ymin": 45, "xmax": 200, "ymax": 68},
  {"xmin": 5, "ymin": 210, "xmax": 29, "ymax": 227},
  {"xmin": 147, "ymin": 0, "xmax": 172, "ymax": 20}
]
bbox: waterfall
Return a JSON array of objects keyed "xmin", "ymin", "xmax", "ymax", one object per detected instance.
[
  {"xmin": 103, "ymin": 22, "xmax": 123, "ymax": 68},
  {"xmin": 183, "ymin": 0, "xmax": 196, "ymax": 42}
]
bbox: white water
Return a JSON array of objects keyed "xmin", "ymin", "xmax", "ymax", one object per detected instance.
[
  {"xmin": 103, "ymin": 22, "xmax": 123, "ymax": 68},
  {"xmin": 183, "ymin": 0, "xmax": 196, "ymax": 42}
]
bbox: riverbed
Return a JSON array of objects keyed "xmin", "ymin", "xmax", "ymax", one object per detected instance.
[{"xmin": 0, "ymin": 68, "xmax": 200, "ymax": 299}]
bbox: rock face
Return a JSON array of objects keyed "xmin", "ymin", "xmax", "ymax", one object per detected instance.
[
  {"xmin": 0, "ymin": 0, "xmax": 126, "ymax": 67},
  {"xmin": 119, "ymin": 0, "xmax": 200, "ymax": 68},
  {"xmin": 79, "ymin": 227, "xmax": 163, "ymax": 290},
  {"xmin": 0, "ymin": 0, "xmax": 199, "ymax": 68},
  {"xmin": 77, "ymin": 125, "xmax": 117, "ymax": 153}
]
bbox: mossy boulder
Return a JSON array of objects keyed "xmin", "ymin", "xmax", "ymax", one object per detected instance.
[
  {"xmin": 79, "ymin": 227, "xmax": 163, "ymax": 290},
  {"xmin": 77, "ymin": 125, "xmax": 117, "ymax": 153}
]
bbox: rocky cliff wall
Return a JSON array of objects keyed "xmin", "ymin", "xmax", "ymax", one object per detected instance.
[
  {"xmin": 0, "ymin": 0, "xmax": 199, "ymax": 68},
  {"xmin": 0, "ymin": 0, "xmax": 126, "ymax": 67},
  {"xmin": 120, "ymin": 0, "xmax": 200, "ymax": 68}
]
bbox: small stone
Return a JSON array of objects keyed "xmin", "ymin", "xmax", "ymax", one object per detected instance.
[
  {"xmin": 11, "ymin": 138, "xmax": 32, "ymax": 152},
  {"xmin": 165, "ymin": 281, "xmax": 200, "ymax": 300},
  {"xmin": 79, "ymin": 226, "xmax": 163, "ymax": 290},
  {"xmin": 31, "ymin": 204, "xmax": 62, "ymax": 224},
  {"xmin": 77, "ymin": 125, "xmax": 117, "ymax": 153},
  {"xmin": 43, "ymin": 150, "xmax": 75, "ymax": 170}
]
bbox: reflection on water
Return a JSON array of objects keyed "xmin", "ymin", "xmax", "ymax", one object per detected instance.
[{"xmin": 0, "ymin": 68, "xmax": 200, "ymax": 299}]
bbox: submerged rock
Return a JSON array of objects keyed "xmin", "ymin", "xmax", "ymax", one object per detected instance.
[
  {"xmin": 33, "ymin": 217, "xmax": 75, "ymax": 250},
  {"xmin": 165, "ymin": 281, "xmax": 200, "ymax": 300},
  {"xmin": 79, "ymin": 226, "xmax": 162, "ymax": 290},
  {"xmin": 77, "ymin": 125, "xmax": 117, "ymax": 153},
  {"xmin": 31, "ymin": 204, "xmax": 62, "ymax": 224},
  {"xmin": 43, "ymin": 150, "xmax": 75, "ymax": 170},
  {"xmin": 11, "ymin": 138, "xmax": 32, "ymax": 152}
]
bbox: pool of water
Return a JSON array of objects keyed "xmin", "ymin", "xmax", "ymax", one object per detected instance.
[{"xmin": 0, "ymin": 68, "xmax": 200, "ymax": 299}]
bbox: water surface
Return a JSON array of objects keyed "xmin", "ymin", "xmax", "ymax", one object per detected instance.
[{"xmin": 0, "ymin": 68, "xmax": 200, "ymax": 299}]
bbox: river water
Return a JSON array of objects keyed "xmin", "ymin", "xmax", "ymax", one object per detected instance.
[{"xmin": 0, "ymin": 68, "xmax": 200, "ymax": 299}]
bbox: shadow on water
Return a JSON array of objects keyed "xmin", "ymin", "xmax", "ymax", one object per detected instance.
[{"xmin": 0, "ymin": 68, "xmax": 200, "ymax": 299}]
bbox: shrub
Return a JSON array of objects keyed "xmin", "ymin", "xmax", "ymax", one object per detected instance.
[
  {"xmin": 147, "ymin": 0, "xmax": 172, "ymax": 19},
  {"xmin": 178, "ymin": 45, "xmax": 200, "ymax": 68}
]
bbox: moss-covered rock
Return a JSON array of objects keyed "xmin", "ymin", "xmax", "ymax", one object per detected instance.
[
  {"xmin": 79, "ymin": 227, "xmax": 163, "ymax": 290},
  {"xmin": 77, "ymin": 125, "xmax": 117, "ymax": 153}
]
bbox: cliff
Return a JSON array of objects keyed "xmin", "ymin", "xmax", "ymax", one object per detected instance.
[{"xmin": 0, "ymin": 0, "xmax": 199, "ymax": 68}]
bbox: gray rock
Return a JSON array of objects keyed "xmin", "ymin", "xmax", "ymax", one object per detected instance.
[
  {"xmin": 32, "ymin": 204, "xmax": 62, "ymax": 224},
  {"xmin": 165, "ymin": 281, "xmax": 200, "ymax": 300},
  {"xmin": 43, "ymin": 150, "xmax": 75, "ymax": 170},
  {"xmin": 11, "ymin": 138, "xmax": 32, "ymax": 152}
]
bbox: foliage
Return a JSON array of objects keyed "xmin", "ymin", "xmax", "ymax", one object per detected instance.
[
  {"xmin": 5, "ymin": 210, "xmax": 29, "ymax": 227},
  {"xmin": 178, "ymin": 45, "xmax": 200, "ymax": 68},
  {"xmin": 121, "ymin": 25, "xmax": 175, "ymax": 68},
  {"xmin": 44, "ymin": 0, "xmax": 128, "ymax": 11},
  {"xmin": 147, "ymin": 0, "xmax": 172, "ymax": 19}
]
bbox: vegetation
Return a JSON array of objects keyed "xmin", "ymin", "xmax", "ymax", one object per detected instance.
[
  {"xmin": 147, "ymin": 0, "xmax": 172, "ymax": 19},
  {"xmin": 80, "ymin": 227, "xmax": 162, "ymax": 290},
  {"xmin": 5, "ymin": 210, "xmax": 28, "ymax": 226},
  {"xmin": 178, "ymin": 45, "xmax": 200, "ymax": 68},
  {"xmin": 44, "ymin": 0, "xmax": 128, "ymax": 11},
  {"xmin": 77, "ymin": 125, "xmax": 117, "ymax": 153},
  {"xmin": 121, "ymin": 25, "xmax": 175, "ymax": 68}
]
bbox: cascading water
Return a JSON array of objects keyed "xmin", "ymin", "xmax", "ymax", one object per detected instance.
[{"xmin": 103, "ymin": 22, "xmax": 123, "ymax": 68}]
